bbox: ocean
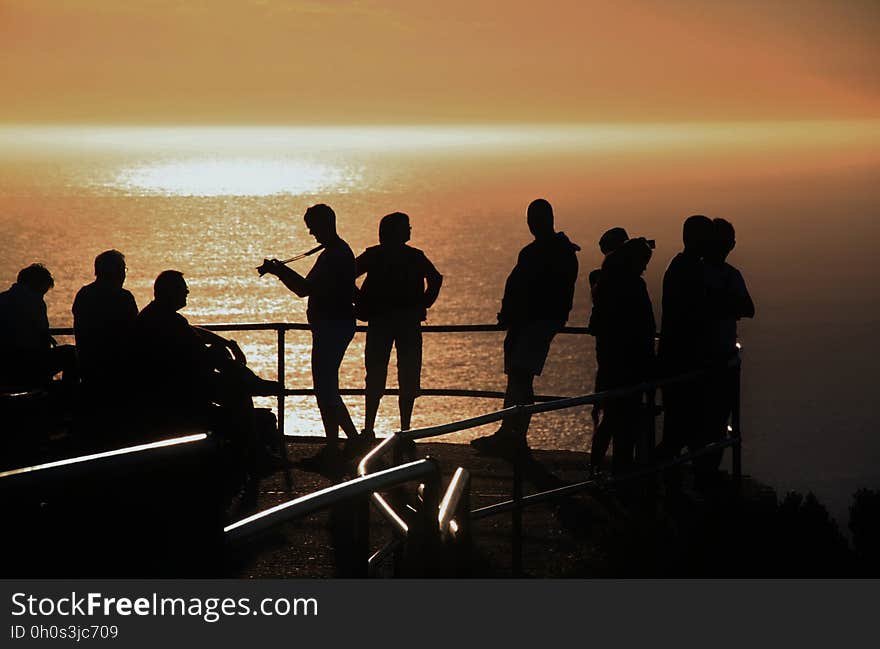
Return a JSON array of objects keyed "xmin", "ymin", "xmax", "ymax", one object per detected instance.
[{"xmin": 2, "ymin": 122, "xmax": 879, "ymax": 524}]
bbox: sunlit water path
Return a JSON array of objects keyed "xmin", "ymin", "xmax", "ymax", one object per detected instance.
[{"xmin": 2, "ymin": 121, "xmax": 879, "ymax": 523}]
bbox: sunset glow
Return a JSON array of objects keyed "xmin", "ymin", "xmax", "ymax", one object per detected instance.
[{"xmin": 1, "ymin": 1, "xmax": 877, "ymax": 125}]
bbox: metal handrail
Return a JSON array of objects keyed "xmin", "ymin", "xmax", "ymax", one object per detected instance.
[
  {"xmin": 0, "ymin": 432, "xmax": 211, "ymax": 483},
  {"xmin": 438, "ymin": 467, "xmax": 471, "ymax": 540},
  {"xmin": 357, "ymin": 353, "xmax": 744, "ymax": 562},
  {"xmin": 48, "ymin": 322, "xmax": 589, "ymax": 433},
  {"xmin": 225, "ymin": 458, "xmax": 440, "ymax": 543},
  {"xmin": 470, "ymin": 436, "xmax": 741, "ymax": 520}
]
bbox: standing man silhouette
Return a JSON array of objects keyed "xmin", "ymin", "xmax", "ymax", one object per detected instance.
[
  {"xmin": 657, "ymin": 214, "xmax": 713, "ymax": 460},
  {"xmin": 701, "ymin": 217, "xmax": 755, "ymax": 476},
  {"xmin": 471, "ymin": 198, "xmax": 580, "ymax": 457},
  {"xmin": 356, "ymin": 212, "xmax": 443, "ymax": 438},
  {"xmin": 260, "ymin": 204, "xmax": 361, "ymax": 468}
]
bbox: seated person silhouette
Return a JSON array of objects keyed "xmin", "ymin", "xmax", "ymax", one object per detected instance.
[
  {"xmin": 131, "ymin": 270, "xmax": 279, "ymax": 467},
  {"xmin": 259, "ymin": 204, "xmax": 361, "ymax": 470},
  {"xmin": 73, "ymin": 250, "xmax": 138, "ymax": 396},
  {"xmin": 0, "ymin": 263, "xmax": 77, "ymax": 390},
  {"xmin": 588, "ymin": 237, "xmax": 656, "ymax": 475},
  {"xmin": 356, "ymin": 212, "xmax": 443, "ymax": 439},
  {"xmin": 700, "ymin": 217, "xmax": 755, "ymax": 475},
  {"xmin": 470, "ymin": 198, "xmax": 580, "ymax": 458}
]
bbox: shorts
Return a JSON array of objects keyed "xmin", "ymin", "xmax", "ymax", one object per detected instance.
[
  {"xmin": 365, "ymin": 314, "xmax": 422, "ymax": 398},
  {"xmin": 503, "ymin": 320, "xmax": 563, "ymax": 376}
]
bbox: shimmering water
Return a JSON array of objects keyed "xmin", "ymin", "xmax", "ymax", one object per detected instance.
[{"xmin": 2, "ymin": 122, "xmax": 879, "ymax": 520}]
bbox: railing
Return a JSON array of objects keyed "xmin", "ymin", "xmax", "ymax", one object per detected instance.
[
  {"xmin": 0, "ymin": 432, "xmax": 212, "ymax": 483},
  {"xmin": 47, "ymin": 321, "xmax": 743, "ymax": 576},
  {"xmin": 357, "ymin": 352, "xmax": 743, "ymax": 575},
  {"xmin": 49, "ymin": 323, "xmax": 592, "ymax": 437}
]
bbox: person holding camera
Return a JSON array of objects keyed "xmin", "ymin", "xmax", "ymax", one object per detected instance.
[{"xmin": 260, "ymin": 204, "xmax": 361, "ymax": 469}]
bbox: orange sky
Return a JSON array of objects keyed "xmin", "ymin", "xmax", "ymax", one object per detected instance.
[{"xmin": 1, "ymin": 0, "xmax": 878, "ymax": 124}]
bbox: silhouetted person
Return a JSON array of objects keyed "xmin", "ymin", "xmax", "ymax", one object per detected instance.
[
  {"xmin": 132, "ymin": 270, "xmax": 268, "ymax": 419},
  {"xmin": 588, "ymin": 238, "xmax": 656, "ymax": 474},
  {"xmin": 656, "ymin": 215, "xmax": 713, "ymax": 460},
  {"xmin": 701, "ymin": 217, "xmax": 755, "ymax": 474},
  {"xmin": 0, "ymin": 263, "xmax": 77, "ymax": 389},
  {"xmin": 587, "ymin": 227, "xmax": 629, "ymax": 426},
  {"xmin": 470, "ymin": 198, "xmax": 580, "ymax": 457},
  {"xmin": 131, "ymin": 270, "xmax": 279, "ymax": 473},
  {"xmin": 356, "ymin": 212, "xmax": 443, "ymax": 437},
  {"xmin": 588, "ymin": 227, "xmax": 629, "ymax": 303},
  {"xmin": 73, "ymin": 250, "xmax": 138, "ymax": 394},
  {"xmin": 260, "ymin": 204, "xmax": 360, "ymax": 468}
]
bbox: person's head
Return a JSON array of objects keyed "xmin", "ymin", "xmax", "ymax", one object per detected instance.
[
  {"xmin": 599, "ymin": 227, "xmax": 629, "ymax": 255},
  {"xmin": 303, "ymin": 203, "xmax": 337, "ymax": 245},
  {"xmin": 682, "ymin": 214, "xmax": 714, "ymax": 255},
  {"xmin": 526, "ymin": 198, "xmax": 555, "ymax": 239},
  {"xmin": 602, "ymin": 237, "xmax": 653, "ymax": 276},
  {"xmin": 17, "ymin": 263, "xmax": 54, "ymax": 296},
  {"xmin": 153, "ymin": 269, "xmax": 188, "ymax": 311},
  {"xmin": 378, "ymin": 212, "xmax": 411, "ymax": 246},
  {"xmin": 94, "ymin": 249, "xmax": 126, "ymax": 287},
  {"xmin": 708, "ymin": 218, "xmax": 736, "ymax": 262}
]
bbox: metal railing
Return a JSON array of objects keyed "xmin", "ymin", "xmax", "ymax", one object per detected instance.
[
  {"xmin": 49, "ymin": 323, "xmax": 590, "ymax": 437},
  {"xmin": 0, "ymin": 432, "xmax": 212, "ymax": 483},
  {"xmin": 356, "ymin": 352, "xmax": 743, "ymax": 574},
  {"xmin": 46, "ymin": 321, "xmax": 744, "ymax": 576}
]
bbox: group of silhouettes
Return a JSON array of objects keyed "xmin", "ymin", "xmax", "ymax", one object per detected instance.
[{"xmin": 0, "ymin": 199, "xmax": 753, "ymax": 479}]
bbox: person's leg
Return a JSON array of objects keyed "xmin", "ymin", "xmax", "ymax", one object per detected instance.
[
  {"xmin": 329, "ymin": 321, "xmax": 358, "ymax": 441},
  {"xmin": 590, "ymin": 405, "xmax": 612, "ymax": 473},
  {"xmin": 364, "ymin": 320, "xmax": 393, "ymax": 436},
  {"xmin": 504, "ymin": 369, "xmax": 535, "ymax": 445},
  {"xmin": 312, "ymin": 326, "xmax": 340, "ymax": 444},
  {"xmin": 609, "ymin": 396, "xmax": 639, "ymax": 475},
  {"xmin": 395, "ymin": 320, "xmax": 422, "ymax": 431}
]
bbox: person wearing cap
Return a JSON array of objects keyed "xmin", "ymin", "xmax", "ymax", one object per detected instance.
[
  {"xmin": 261, "ymin": 204, "xmax": 361, "ymax": 469},
  {"xmin": 355, "ymin": 212, "xmax": 443, "ymax": 440},
  {"xmin": 588, "ymin": 237, "xmax": 656, "ymax": 474},
  {"xmin": 470, "ymin": 198, "xmax": 580, "ymax": 457}
]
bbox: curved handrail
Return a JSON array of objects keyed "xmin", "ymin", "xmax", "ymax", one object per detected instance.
[
  {"xmin": 0, "ymin": 432, "xmax": 211, "ymax": 482},
  {"xmin": 225, "ymin": 458, "xmax": 440, "ymax": 543},
  {"xmin": 358, "ymin": 353, "xmax": 743, "ymax": 539}
]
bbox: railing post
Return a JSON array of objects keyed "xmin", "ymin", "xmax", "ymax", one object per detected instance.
[
  {"xmin": 636, "ymin": 387, "xmax": 656, "ymax": 466},
  {"xmin": 731, "ymin": 357, "xmax": 742, "ymax": 486},
  {"xmin": 277, "ymin": 327, "xmax": 286, "ymax": 440},
  {"xmin": 511, "ymin": 430, "xmax": 524, "ymax": 576},
  {"xmin": 418, "ymin": 458, "xmax": 442, "ymax": 577}
]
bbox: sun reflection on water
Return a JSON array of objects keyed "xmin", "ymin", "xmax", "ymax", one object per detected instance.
[{"xmin": 110, "ymin": 158, "xmax": 358, "ymax": 197}]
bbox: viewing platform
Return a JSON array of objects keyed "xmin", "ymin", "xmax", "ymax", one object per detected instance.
[
  {"xmin": 1, "ymin": 321, "xmax": 763, "ymax": 578},
  {"xmin": 228, "ymin": 437, "xmax": 774, "ymax": 578}
]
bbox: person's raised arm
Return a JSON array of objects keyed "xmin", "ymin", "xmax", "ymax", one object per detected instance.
[{"xmin": 260, "ymin": 259, "xmax": 310, "ymax": 297}]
